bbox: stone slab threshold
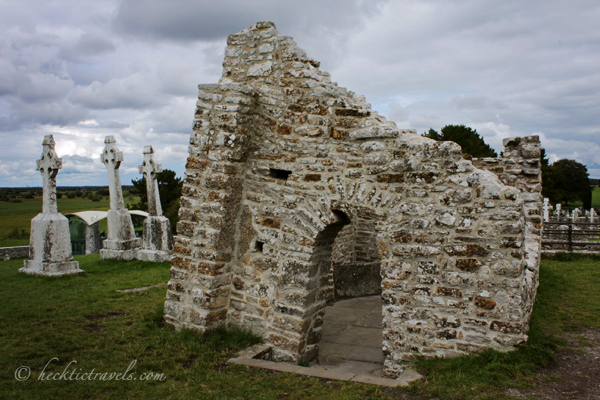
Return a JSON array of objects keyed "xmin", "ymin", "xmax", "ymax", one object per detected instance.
[
  {"xmin": 227, "ymin": 344, "xmax": 423, "ymax": 388},
  {"xmin": 116, "ymin": 284, "xmax": 166, "ymax": 293}
]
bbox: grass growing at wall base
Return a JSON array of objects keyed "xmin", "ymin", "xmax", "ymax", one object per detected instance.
[
  {"xmin": 2, "ymin": 253, "xmax": 599, "ymax": 399},
  {"xmin": 0, "ymin": 255, "xmax": 389, "ymax": 400},
  {"xmin": 407, "ymin": 252, "xmax": 600, "ymax": 399}
]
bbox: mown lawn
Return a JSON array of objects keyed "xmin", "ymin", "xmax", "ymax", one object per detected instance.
[
  {"xmin": 0, "ymin": 255, "xmax": 388, "ymax": 400},
  {"xmin": 1, "ymin": 253, "xmax": 599, "ymax": 399}
]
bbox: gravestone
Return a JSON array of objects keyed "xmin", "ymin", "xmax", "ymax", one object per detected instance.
[
  {"xmin": 136, "ymin": 146, "xmax": 173, "ymax": 262},
  {"xmin": 591, "ymin": 208, "xmax": 596, "ymax": 223},
  {"xmin": 99, "ymin": 136, "xmax": 141, "ymax": 260},
  {"xmin": 85, "ymin": 222, "xmax": 102, "ymax": 254},
  {"xmin": 20, "ymin": 135, "xmax": 84, "ymax": 276},
  {"xmin": 556, "ymin": 203, "xmax": 562, "ymax": 220},
  {"xmin": 542, "ymin": 198, "xmax": 550, "ymax": 222}
]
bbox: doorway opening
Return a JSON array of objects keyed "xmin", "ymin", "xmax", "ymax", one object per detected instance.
[{"xmin": 318, "ymin": 214, "xmax": 383, "ymax": 374}]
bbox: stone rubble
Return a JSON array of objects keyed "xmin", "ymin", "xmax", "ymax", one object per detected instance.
[
  {"xmin": 164, "ymin": 21, "xmax": 543, "ymax": 377},
  {"xmin": 20, "ymin": 135, "xmax": 84, "ymax": 276}
]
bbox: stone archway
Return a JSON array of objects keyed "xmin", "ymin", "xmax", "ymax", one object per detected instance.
[
  {"xmin": 331, "ymin": 213, "xmax": 382, "ymax": 300},
  {"xmin": 164, "ymin": 21, "xmax": 542, "ymax": 377}
]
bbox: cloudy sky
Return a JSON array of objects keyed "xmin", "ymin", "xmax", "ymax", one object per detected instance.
[{"xmin": 1, "ymin": 0, "xmax": 599, "ymax": 188}]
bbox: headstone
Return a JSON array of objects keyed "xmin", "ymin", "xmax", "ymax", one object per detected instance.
[
  {"xmin": 136, "ymin": 146, "xmax": 173, "ymax": 262},
  {"xmin": 20, "ymin": 135, "xmax": 84, "ymax": 276},
  {"xmin": 591, "ymin": 208, "xmax": 596, "ymax": 223},
  {"xmin": 556, "ymin": 203, "xmax": 562, "ymax": 220},
  {"xmin": 542, "ymin": 198, "xmax": 550, "ymax": 222},
  {"xmin": 572, "ymin": 208, "xmax": 580, "ymax": 223},
  {"xmin": 99, "ymin": 136, "xmax": 141, "ymax": 260},
  {"xmin": 85, "ymin": 222, "xmax": 102, "ymax": 254}
]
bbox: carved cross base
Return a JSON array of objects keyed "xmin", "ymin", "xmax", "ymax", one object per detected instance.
[
  {"xmin": 85, "ymin": 222, "xmax": 102, "ymax": 255},
  {"xmin": 143, "ymin": 216, "xmax": 173, "ymax": 252},
  {"xmin": 20, "ymin": 213, "xmax": 84, "ymax": 276},
  {"xmin": 100, "ymin": 209, "xmax": 141, "ymax": 260},
  {"xmin": 136, "ymin": 216, "xmax": 173, "ymax": 262}
]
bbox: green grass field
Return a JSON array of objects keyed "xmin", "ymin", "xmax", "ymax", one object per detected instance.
[
  {"xmin": 0, "ymin": 256, "xmax": 388, "ymax": 400},
  {"xmin": 1, "ymin": 253, "xmax": 599, "ymax": 399},
  {"xmin": 567, "ymin": 186, "xmax": 600, "ymax": 209},
  {"xmin": 0, "ymin": 194, "xmax": 140, "ymax": 247}
]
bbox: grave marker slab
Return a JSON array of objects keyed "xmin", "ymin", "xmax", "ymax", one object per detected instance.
[
  {"xmin": 20, "ymin": 135, "xmax": 84, "ymax": 276},
  {"xmin": 136, "ymin": 146, "xmax": 173, "ymax": 262},
  {"xmin": 99, "ymin": 136, "xmax": 141, "ymax": 260}
]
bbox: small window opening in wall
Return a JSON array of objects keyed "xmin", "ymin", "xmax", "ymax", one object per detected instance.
[
  {"xmin": 254, "ymin": 241, "xmax": 264, "ymax": 252},
  {"xmin": 269, "ymin": 168, "xmax": 292, "ymax": 180}
]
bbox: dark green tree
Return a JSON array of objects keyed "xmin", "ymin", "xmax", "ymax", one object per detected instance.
[
  {"xmin": 552, "ymin": 159, "xmax": 592, "ymax": 208},
  {"xmin": 422, "ymin": 125, "xmax": 498, "ymax": 158},
  {"xmin": 129, "ymin": 169, "xmax": 182, "ymax": 233}
]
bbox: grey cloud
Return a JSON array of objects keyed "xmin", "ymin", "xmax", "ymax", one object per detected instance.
[
  {"xmin": 386, "ymin": 102, "xmax": 409, "ymax": 122},
  {"xmin": 450, "ymin": 94, "xmax": 507, "ymax": 110},
  {"xmin": 112, "ymin": 0, "xmax": 389, "ymax": 42},
  {"xmin": 69, "ymin": 73, "xmax": 165, "ymax": 110},
  {"xmin": 0, "ymin": 99, "xmax": 89, "ymax": 130},
  {"xmin": 98, "ymin": 121, "xmax": 130, "ymax": 129},
  {"xmin": 58, "ymin": 34, "xmax": 117, "ymax": 62}
]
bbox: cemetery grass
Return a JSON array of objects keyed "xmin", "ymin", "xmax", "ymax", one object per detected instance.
[
  {"xmin": 407, "ymin": 253, "xmax": 600, "ymax": 400},
  {"xmin": 2, "ymin": 255, "xmax": 599, "ymax": 400},
  {"xmin": 0, "ymin": 255, "xmax": 389, "ymax": 400}
]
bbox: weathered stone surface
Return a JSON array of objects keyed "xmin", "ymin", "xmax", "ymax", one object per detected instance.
[
  {"xmin": 136, "ymin": 145, "xmax": 173, "ymax": 262},
  {"xmin": 100, "ymin": 136, "xmax": 141, "ymax": 260},
  {"xmin": 165, "ymin": 21, "xmax": 542, "ymax": 378},
  {"xmin": 20, "ymin": 135, "xmax": 83, "ymax": 277}
]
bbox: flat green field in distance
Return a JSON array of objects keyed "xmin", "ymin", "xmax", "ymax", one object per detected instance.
[
  {"xmin": 568, "ymin": 186, "xmax": 600, "ymax": 209},
  {"xmin": 0, "ymin": 191, "xmax": 140, "ymax": 247}
]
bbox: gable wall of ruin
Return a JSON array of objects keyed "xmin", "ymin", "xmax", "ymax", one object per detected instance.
[{"xmin": 164, "ymin": 22, "xmax": 542, "ymax": 376}]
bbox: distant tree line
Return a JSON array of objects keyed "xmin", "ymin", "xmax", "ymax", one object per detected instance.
[
  {"xmin": 541, "ymin": 150, "xmax": 592, "ymax": 208},
  {"xmin": 0, "ymin": 186, "xmax": 131, "ymax": 203},
  {"xmin": 422, "ymin": 125, "xmax": 497, "ymax": 158}
]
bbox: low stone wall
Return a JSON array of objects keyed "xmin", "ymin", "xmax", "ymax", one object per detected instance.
[
  {"xmin": 331, "ymin": 217, "xmax": 381, "ymax": 299},
  {"xmin": 1, "ymin": 246, "xmax": 30, "ymax": 260}
]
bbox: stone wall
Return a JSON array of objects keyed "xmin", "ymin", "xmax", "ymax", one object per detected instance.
[
  {"xmin": 1, "ymin": 246, "xmax": 30, "ymax": 259},
  {"xmin": 164, "ymin": 21, "xmax": 541, "ymax": 377},
  {"xmin": 331, "ymin": 216, "xmax": 381, "ymax": 299}
]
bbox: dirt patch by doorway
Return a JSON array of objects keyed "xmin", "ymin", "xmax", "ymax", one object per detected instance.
[{"xmin": 508, "ymin": 327, "xmax": 600, "ymax": 399}]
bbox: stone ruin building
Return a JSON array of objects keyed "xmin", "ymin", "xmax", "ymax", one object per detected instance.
[{"xmin": 164, "ymin": 22, "xmax": 542, "ymax": 376}]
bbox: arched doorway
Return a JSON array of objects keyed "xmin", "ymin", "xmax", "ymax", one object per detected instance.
[{"xmin": 318, "ymin": 212, "xmax": 384, "ymax": 373}]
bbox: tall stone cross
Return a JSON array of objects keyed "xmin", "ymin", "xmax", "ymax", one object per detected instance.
[
  {"xmin": 138, "ymin": 146, "xmax": 163, "ymax": 217},
  {"xmin": 542, "ymin": 198, "xmax": 550, "ymax": 222},
  {"xmin": 37, "ymin": 135, "xmax": 62, "ymax": 214},
  {"xmin": 101, "ymin": 136, "xmax": 125, "ymax": 211}
]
